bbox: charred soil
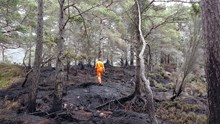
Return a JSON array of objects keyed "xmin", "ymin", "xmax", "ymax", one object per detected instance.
[{"xmin": 0, "ymin": 65, "xmax": 207, "ymax": 124}]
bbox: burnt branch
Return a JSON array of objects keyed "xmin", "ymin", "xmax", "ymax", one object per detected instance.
[{"xmin": 21, "ymin": 56, "xmax": 56, "ymax": 87}]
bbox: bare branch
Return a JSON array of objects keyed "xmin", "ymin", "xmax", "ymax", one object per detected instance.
[
  {"xmin": 63, "ymin": 2, "xmax": 103, "ymax": 28},
  {"xmin": 64, "ymin": 3, "xmax": 75, "ymax": 10},
  {"xmin": 20, "ymin": 13, "xmax": 29, "ymax": 25},
  {"xmin": 57, "ymin": 0, "xmax": 61, "ymax": 6},
  {"xmin": 1, "ymin": 6, "xmax": 32, "ymax": 34},
  {"xmin": 144, "ymin": 11, "xmax": 179, "ymax": 39},
  {"xmin": 104, "ymin": 0, "xmax": 114, "ymax": 8},
  {"xmin": 154, "ymin": 0, "xmax": 200, "ymax": 3},
  {"xmin": 124, "ymin": 9, "xmax": 137, "ymax": 26},
  {"xmin": 141, "ymin": 0, "xmax": 155, "ymax": 14},
  {"xmin": 0, "ymin": 43, "xmax": 20, "ymax": 49},
  {"xmin": 72, "ymin": 5, "xmax": 90, "ymax": 42},
  {"xmin": 63, "ymin": 0, "xmax": 71, "ymax": 29}
]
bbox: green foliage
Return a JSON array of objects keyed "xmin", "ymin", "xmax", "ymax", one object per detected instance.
[
  {"xmin": 76, "ymin": 53, "xmax": 87, "ymax": 60},
  {"xmin": 121, "ymin": 0, "xmax": 134, "ymax": 10},
  {"xmin": 94, "ymin": 7, "xmax": 121, "ymax": 21},
  {"xmin": 0, "ymin": 0, "xmax": 19, "ymax": 8},
  {"xmin": 70, "ymin": 15, "xmax": 83, "ymax": 22},
  {"xmin": 154, "ymin": 82, "xmax": 168, "ymax": 91},
  {"xmin": 86, "ymin": 0, "xmax": 99, "ymax": 5},
  {"xmin": 190, "ymin": 3, "xmax": 200, "ymax": 16},
  {"xmin": 0, "ymin": 33, "xmax": 10, "ymax": 43},
  {"xmin": 166, "ymin": 82, "xmax": 175, "ymax": 89},
  {"xmin": 7, "ymin": 0, "xmax": 19, "ymax": 7},
  {"xmin": 64, "ymin": 50, "xmax": 77, "ymax": 59},
  {"xmin": 44, "ymin": 32, "xmax": 57, "ymax": 47},
  {"xmin": 116, "ymin": 21, "xmax": 127, "ymax": 35},
  {"xmin": 22, "ymin": 0, "xmax": 37, "ymax": 7},
  {"xmin": 16, "ymin": 25, "xmax": 28, "ymax": 33},
  {"xmin": 63, "ymin": 50, "xmax": 87, "ymax": 61}
]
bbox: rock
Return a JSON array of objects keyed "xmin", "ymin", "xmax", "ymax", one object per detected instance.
[
  {"xmin": 63, "ymin": 103, "xmax": 78, "ymax": 111},
  {"xmin": 79, "ymin": 106, "xmax": 84, "ymax": 110},
  {"xmin": 98, "ymin": 111, "xmax": 112, "ymax": 118}
]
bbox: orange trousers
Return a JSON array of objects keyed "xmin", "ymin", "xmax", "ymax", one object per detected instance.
[{"xmin": 96, "ymin": 71, "xmax": 103, "ymax": 83}]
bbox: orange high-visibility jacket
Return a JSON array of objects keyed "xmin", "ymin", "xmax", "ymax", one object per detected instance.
[{"xmin": 95, "ymin": 61, "xmax": 105, "ymax": 73}]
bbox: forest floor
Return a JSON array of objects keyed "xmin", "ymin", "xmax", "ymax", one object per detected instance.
[{"xmin": 0, "ymin": 64, "xmax": 207, "ymax": 124}]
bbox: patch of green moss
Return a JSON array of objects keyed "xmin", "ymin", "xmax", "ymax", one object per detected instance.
[
  {"xmin": 0, "ymin": 78, "xmax": 10, "ymax": 88},
  {"xmin": 187, "ymin": 112, "xmax": 197, "ymax": 121},
  {"xmin": 156, "ymin": 100, "xmax": 207, "ymax": 124},
  {"xmin": 196, "ymin": 114, "xmax": 207, "ymax": 124},
  {"xmin": 155, "ymin": 83, "xmax": 168, "ymax": 91},
  {"xmin": 0, "ymin": 64, "xmax": 23, "ymax": 89},
  {"xmin": 160, "ymin": 71, "xmax": 165, "ymax": 77},
  {"xmin": 165, "ymin": 82, "xmax": 175, "ymax": 89}
]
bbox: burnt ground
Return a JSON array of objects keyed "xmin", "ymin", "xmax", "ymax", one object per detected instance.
[{"xmin": 0, "ymin": 65, "xmax": 208, "ymax": 124}]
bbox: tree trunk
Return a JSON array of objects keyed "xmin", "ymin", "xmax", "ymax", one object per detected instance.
[
  {"xmin": 28, "ymin": 27, "xmax": 33, "ymax": 68},
  {"xmin": 48, "ymin": 46, "xmax": 52, "ymax": 67},
  {"xmin": 66, "ymin": 56, "xmax": 70, "ymax": 81},
  {"xmin": 98, "ymin": 34, "xmax": 102, "ymax": 59},
  {"xmin": 130, "ymin": 45, "xmax": 134, "ymax": 66},
  {"xmin": 51, "ymin": 0, "xmax": 65, "ymax": 112},
  {"xmin": 125, "ymin": 59, "xmax": 128, "ymax": 66},
  {"xmin": 167, "ymin": 54, "xmax": 170, "ymax": 64},
  {"xmin": 23, "ymin": 49, "xmax": 28, "ymax": 67},
  {"xmin": 110, "ymin": 49, "xmax": 114, "ymax": 65},
  {"xmin": 135, "ymin": 46, "xmax": 142, "ymax": 95},
  {"xmin": 86, "ymin": 37, "xmax": 92, "ymax": 65},
  {"xmin": 28, "ymin": 44, "xmax": 32, "ymax": 68},
  {"xmin": 134, "ymin": 0, "xmax": 157, "ymax": 123},
  {"xmin": 120, "ymin": 58, "xmax": 124, "ymax": 67},
  {"xmin": 160, "ymin": 52, "xmax": 164, "ymax": 64},
  {"xmin": 87, "ymin": 57, "xmax": 92, "ymax": 66},
  {"xmin": 1, "ymin": 46, "xmax": 5, "ymax": 63},
  {"xmin": 27, "ymin": 0, "xmax": 44, "ymax": 113},
  {"xmin": 98, "ymin": 50, "xmax": 101, "ymax": 59},
  {"xmin": 172, "ymin": 6, "xmax": 201, "ymax": 100},
  {"xmin": 202, "ymin": 0, "xmax": 220, "ymax": 123}
]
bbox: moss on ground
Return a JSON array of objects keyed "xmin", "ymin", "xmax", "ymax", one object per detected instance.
[
  {"xmin": 185, "ymin": 81, "xmax": 207, "ymax": 96},
  {"xmin": 165, "ymin": 82, "xmax": 175, "ymax": 89},
  {"xmin": 0, "ymin": 63, "xmax": 23, "ymax": 89},
  {"xmin": 156, "ymin": 100, "xmax": 207, "ymax": 124}
]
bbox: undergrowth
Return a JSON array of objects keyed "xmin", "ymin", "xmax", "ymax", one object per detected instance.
[{"xmin": 0, "ymin": 63, "xmax": 23, "ymax": 89}]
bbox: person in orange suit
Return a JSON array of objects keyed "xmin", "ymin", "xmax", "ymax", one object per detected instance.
[{"xmin": 95, "ymin": 58, "xmax": 105, "ymax": 84}]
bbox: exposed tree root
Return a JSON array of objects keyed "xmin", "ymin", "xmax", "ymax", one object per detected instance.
[
  {"xmin": 96, "ymin": 92, "xmax": 135, "ymax": 109},
  {"xmin": 96, "ymin": 92, "xmax": 155, "ymax": 113}
]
